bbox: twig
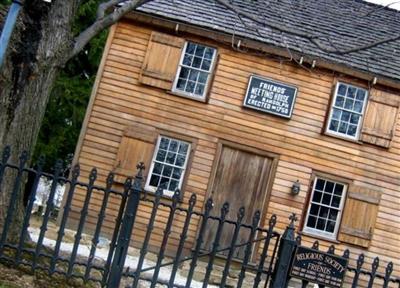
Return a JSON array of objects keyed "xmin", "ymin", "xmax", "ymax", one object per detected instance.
[
  {"xmin": 214, "ymin": 0, "xmax": 400, "ymax": 55},
  {"xmin": 70, "ymin": 0, "xmax": 152, "ymax": 60}
]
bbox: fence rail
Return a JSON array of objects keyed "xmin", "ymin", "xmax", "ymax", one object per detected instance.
[{"xmin": 0, "ymin": 147, "xmax": 399, "ymax": 288}]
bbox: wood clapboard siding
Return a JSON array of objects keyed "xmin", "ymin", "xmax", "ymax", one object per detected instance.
[{"xmin": 69, "ymin": 21, "xmax": 400, "ymax": 275}]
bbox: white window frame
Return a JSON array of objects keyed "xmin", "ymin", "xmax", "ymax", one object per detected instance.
[
  {"xmin": 172, "ymin": 41, "xmax": 217, "ymax": 101},
  {"xmin": 326, "ymin": 82, "xmax": 368, "ymax": 140},
  {"xmin": 145, "ymin": 136, "xmax": 191, "ymax": 197},
  {"xmin": 303, "ymin": 176, "xmax": 347, "ymax": 240}
]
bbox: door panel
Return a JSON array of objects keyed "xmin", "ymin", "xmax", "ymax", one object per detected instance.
[{"xmin": 202, "ymin": 145, "xmax": 272, "ymax": 259}]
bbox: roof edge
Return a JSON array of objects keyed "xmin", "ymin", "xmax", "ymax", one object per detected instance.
[{"xmin": 127, "ymin": 11, "xmax": 400, "ymax": 91}]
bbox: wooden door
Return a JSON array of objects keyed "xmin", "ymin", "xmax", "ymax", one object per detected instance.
[{"xmin": 202, "ymin": 145, "xmax": 273, "ymax": 259}]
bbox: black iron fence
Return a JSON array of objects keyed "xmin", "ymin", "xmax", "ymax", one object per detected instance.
[{"xmin": 0, "ymin": 147, "xmax": 399, "ymax": 288}]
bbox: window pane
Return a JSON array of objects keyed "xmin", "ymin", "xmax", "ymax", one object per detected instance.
[
  {"xmin": 307, "ymin": 216, "xmax": 317, "ymax": 228},
  {"xmin": 198, "ymin": 72, "xmax": 208, "ymax": 84},
  {"xmin": 348, "ymin": 125, "xmax": 357, "ymax": 136},
  {"xmin": 169, "ymin": 180, "xmax": 179, "ymax": 192},
  {"xmin": 329, "ymin": 120, "xmax": 339, "ymax": 132},
  {"xmin": 347, "ymin": 87, "xmax": 356, "ymax": 98},
  {"xmin": 186, "ymin": 42, "xmax": 196, "ymax": 54},
  {"xmin": 325, "ymin": 181, "xmax": 334, "ymax": 193},
  {"xmin": 185, "ymin": 81, "xmax": 195, "ymax": 93},
  {"xmin": 172, "ymin": 168, "xmax": 182, "ymax": 180},
  {"xmin": 160, "ymin": 177, "xmax": 169, "ymax": 189},
  {"xmin": 332, "ymin": 108, "xmax": 341, "ymax": 120},
  {"xmin": 195, "ymin": 84, "xmax": 205, "ymax": 96},
  {"xmin": 326, "ymin": 221, "xmax": 335, "ymax": 233},
  {"xmin": 356, "ymin": 89, "xmax": 366, "ymax": 100},
  {"xmin": 166, "ymin": 152, "xmax": 176, "ymax": 164},
  {"xmin": 312, "ymin": 191, "xmax": 322, "ymax": 203},
  {"xmin": 319, "ymin": 206, "xmax": 329, "ymax": 218},
  {"xmin": 334, "ymin": 184, "xmax": 343, "ymax": 195},
  {"xmin": 170, "ymin": 140, "xmax": 179, "ymax": 152},
  {"xmin": 176, "ymin": 154, "xmax": 186, "ymax": 167},
  {"xmin": 322, "ymin": 193, "xmax": 332, "ymax": 205},
  {"xmin": 201, "ymin": 59, "xmax": 212, "ymax": 71},
  {"xmin": 188, "ymin": 70, "xmax": 199, "ymax": 81},
  {"xmin": 335, "ymin": 96, "xmax": 345, "ymax": 108},
  {"xmin": 149, "ymin": 175, "xmax": 160, "ymax": 187},
  {"xmin": 156, "ymin": 150, "xmax": 166, "ymax": 162},
  {"xmin": 315, "ymin": 179, "xmax": 325, "ymax": 191},
  {"xmin": 338, "ymin": 122, "xmax": 348, "ymax": 133},
  {"xmin": 162, "ymin": 165, "xmax": 172, "ymax": 177},
  {"xmin": 310, "ymin": 204, "xmax": 319, "ymax": 216},
  {"xmin": 317, "ymin": 218, "xmax": 326, "ymax": 230},
  {"xmin": 179, "ymin": 143, "xmax": 189, "ymax": 154},
  {"xmin": 153, "ymin": 162, "xmax": 162, "ymax": 175},
  {"xmin": 195, "ymin": 45, "xmax": 205, "ymax": 57},
  {"xmin": 354, "ymin": 100, "xmax": 363, "ymax": 113},
  {"xmin": 160, "ymin": 138, "xmax": 169, "ymax": 150},
  {"xmin": 344, "ymin": 98, "xmax": 354, "ymax": 110},
  {"xmin": 179, "ymin": 67, "xmax": 190, "ymax": 78},
  {"xmin": 204, "ymin": 47, "xmax": 214, "ymax": 59},
  {"xmin": 183, "ymin": 54, "xmax": 193, "ymax": 66},
  {"xmin": 350, "ymin": 114, "xmax": 360, "ymax": 124},
  {"xmin": 329, "ymin": 209, "xmax": 338, "ymax": 220},
  {"xmin": 176, "ymin": 79, "xmax": 186, "ymax": 90},
  {"xmin": 338, "ymin": 84, "xmax": 347, "ymax": 96},
  {"xmin": 193, "ymin": 56, "xmax": 202, "ymax": 68},
  {"xmin": 341, "ymin": 111, "xmax": 350, "ymax": 122},
  {"xmin": 332, "ymin": 196, "xmax": 341, "ymax": 208}
]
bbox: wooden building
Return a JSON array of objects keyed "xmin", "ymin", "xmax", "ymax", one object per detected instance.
[{"xmin": 67, "ymin": 0, "xmax": 400, "ymax": 280}]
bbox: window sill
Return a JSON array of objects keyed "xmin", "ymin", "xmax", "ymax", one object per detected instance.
[
  {"xmin": 299, "ymin": 230, "xmax": 340, "ymax": 244},
  {"xmin": 167, "ymin": 90, "xmax": 207, "ymax": 103},
  {"xmin": 324, "ymin": 131, "xmax": 363, "ymax": 145},
  {"xmin": 143, "ymin": 189, "xmax": 184, "ymax": 204}
]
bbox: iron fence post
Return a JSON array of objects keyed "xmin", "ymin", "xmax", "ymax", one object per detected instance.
[
  {"xmin": 270, "ymin": 213, "xmax": 298, "ymax": 288},
  {"xmin": 107, "ymin": 163, "xmax": 144, "ymax": 288}
]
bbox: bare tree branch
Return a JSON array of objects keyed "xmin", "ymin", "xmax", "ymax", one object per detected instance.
[
  {"xmin": 214, "ymin": 0, "xmax": 400, "ymax": 55},
  {"xmin": 70, "ymin": 0, "xmax": 151, "ymax": 60},
  {"xmin": 97, "ymin": 0, "xmax": 125, "ymax": 19},
  {"xmin": 70, "ymin": 0, "xmax": 400, "ymax": 64},
  {"xmin": 362, "ymin": 1, "xmax": 400, "ymax": 17}
]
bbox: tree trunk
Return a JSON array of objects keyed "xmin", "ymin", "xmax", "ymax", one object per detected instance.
[{"xmin": 0, "ymin": 0, "xmax": 77, "ymax": 240}]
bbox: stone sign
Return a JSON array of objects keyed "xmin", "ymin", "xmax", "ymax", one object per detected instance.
[
  {"xmin": 243, "ymin": 75, "xmax": 298, "ymax": 118},
  {"xmin": 290, "ymin": 246, "xmax": 348, "ymax": 288}
]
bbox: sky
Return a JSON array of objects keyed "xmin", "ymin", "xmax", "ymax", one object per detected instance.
[{"xmin": 364, "ymin": 0, "xmax": 400, "ymax": 10}]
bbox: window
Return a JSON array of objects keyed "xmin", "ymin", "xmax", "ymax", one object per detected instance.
[
  {"xmin": 327, "ymin": 82, "xmax": 368, "ymax": 140},
  {"xmin": 304, "ymin": 177, "xmax": 347, "ymax": 239},
  {"xmin": 173, "ymin": 42, "xmax": 216, "ymax": 100},
  {"xmin": 145, "ymin": 136, "xmax": 191, "ymax": 197}
]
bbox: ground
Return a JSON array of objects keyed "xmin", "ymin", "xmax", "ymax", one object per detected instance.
[{"xmin": 0, "ymin": 262, "xmax": 97, "ymax": 288}]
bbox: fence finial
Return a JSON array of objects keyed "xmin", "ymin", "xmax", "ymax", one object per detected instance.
[
  {"xmin": 173, "ymin": 189, "xmax": 181, "ymax": 201},
  {"xmin": 237, "ymin": 206, "xmax": 245, "ymax": 221},
  {"xmin": 269, "ymin": 214, "xmax": 277, "ymax": 226},
  {"xmin": 221, "ymin": 202, "xmax": 229, "ymax": 218},
  {"xmin": 205, "ymin": 198, "xmax": 214, "ymax": 212},
  {"xmin": 289, "ymin": 213, "xmax": 298, "ymax": 228},
  {"xmin": 189, "ymin": 193, "xmax": 197, "ymax": 206},
  {"xmin": 106, "ymin": 172, "xmax": 114, "ymax": 187},
  {"xmin": 136, "ymin": 162, "xmax": 145, "ymax": 177}
]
